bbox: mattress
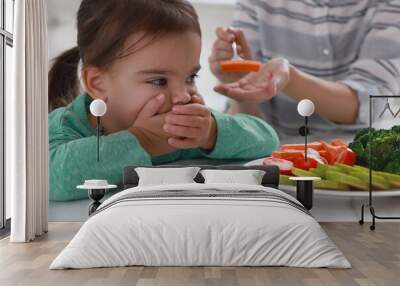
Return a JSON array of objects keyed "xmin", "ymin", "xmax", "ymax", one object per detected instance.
[{"xmin": 50, "ymin": 183, "xmax": 351, "ymax": 269}]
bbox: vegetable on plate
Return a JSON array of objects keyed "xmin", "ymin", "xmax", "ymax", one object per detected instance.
[
  {"xmin": 220, "ymin": 60, "xmax": 262, "ymax": 73},
  {"xmin": 349, "ymin": 126, "xmax": 400, "ymax": 175}
]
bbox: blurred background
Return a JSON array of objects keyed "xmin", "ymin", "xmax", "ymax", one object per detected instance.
[
  {"xmin": 46, "ymin": 0, "xmax": 400, "ymax": 121},
  {"xmin": 46, "ymin": 0, "xmax": 235, "ymax": 112}
]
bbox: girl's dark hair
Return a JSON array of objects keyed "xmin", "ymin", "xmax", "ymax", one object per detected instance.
[{"xmin": 48, "ymin": 0, "xmax": 201, "ymax": 112}]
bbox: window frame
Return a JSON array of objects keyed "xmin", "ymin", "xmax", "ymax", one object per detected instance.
[{"xmin": 0, "ymin": 0, "xmax": 14, "ymax": 233}]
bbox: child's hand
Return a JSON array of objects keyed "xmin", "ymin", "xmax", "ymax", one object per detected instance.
[
  {"xmin": 129, "ymin": 93, "xmax": 177, "ymax": 156},
  {"xmin": 164, "ymin": 95, "xmax": 217, "ymax": 150}
]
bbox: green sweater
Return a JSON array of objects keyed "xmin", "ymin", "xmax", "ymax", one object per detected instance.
[{"xmin": 49, "ymin": 94, "xmax": 279, "ymax": 201}]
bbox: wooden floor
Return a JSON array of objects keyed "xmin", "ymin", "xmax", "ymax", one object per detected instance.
[{"xmin": 0, "ymin": 222, "xmax": 399, "ymax": 286}]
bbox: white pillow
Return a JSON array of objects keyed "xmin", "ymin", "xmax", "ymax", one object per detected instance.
[
  {"xmin": 135, "ymin": 167, "xmax": 201, "ymax": 186},
  {"xmin": 200, "ymin": 169, "xmax": 266, "ymax": 185}
]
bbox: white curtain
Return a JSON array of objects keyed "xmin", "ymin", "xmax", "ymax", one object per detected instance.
[{"xmin": 7, "ymin": 0, "xmax": 49, "ymax": 242}]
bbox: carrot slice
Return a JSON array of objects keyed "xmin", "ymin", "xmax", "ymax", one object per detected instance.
[
  {"xmin": 320, "ymin": 140, "xmax": 347, "ymax": 164},
  {"xmin": 318, "ymin": 150, "xmax": 328, "ymax": 159},
  {"xmin": 272, "ymin": 150, "xmax": 304, "ymax": 162},
  {"xmin": 331, "ymin": 138, "xmax": 348, "ymax": 147},
  {"xmin": 220, "ymin": 60, "xmax": 262, "ymax": 73},
  {"xmin": 280, "ymin": 142, "xmax": 323, "ymax": 151}
]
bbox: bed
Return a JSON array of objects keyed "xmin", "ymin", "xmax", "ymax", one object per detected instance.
[{"xmin": 50, "ymin": 165, "xmax": 350, "ymax": 269}]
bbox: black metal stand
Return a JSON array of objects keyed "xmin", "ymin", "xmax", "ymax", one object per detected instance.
[
  {"xmin": 295, "ymin": 115, "xmax": 314, "ymax": 210},
  {"xmin": 90, "ymin": 118, "xmax": 103, "ymax": 215},
  {"xmin": 88, "ymin": 189, "xmax": 106, "ymax": 215},
  {"xmin": 359, "ymin": 95, "xmax": 400, "ymax": 230},
  {"xmin": 304, "ymin": 116, "xmax": 308, "ymax": 160},
  {"xmin": 296, "ymin": 180, "xmax": 314, "ymax": 210},
  {"xmin": 96, "ymin": 117, "xmax": 101, "ymax": 162}
]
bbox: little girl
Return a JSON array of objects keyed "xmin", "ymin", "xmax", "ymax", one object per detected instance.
[{"xmin": 49, "ymin": 0, "xmax": 280, "ymax": 201}]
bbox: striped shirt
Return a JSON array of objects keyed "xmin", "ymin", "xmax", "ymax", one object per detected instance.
[{"xmin": 232, "ymin": 0, "xmax": 400, "ymax": 143}]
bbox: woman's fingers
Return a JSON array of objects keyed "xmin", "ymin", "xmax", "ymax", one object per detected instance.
[
  {"xmin": 267, "ymin": 58, "xmax": 290, "ymax": 88},
  {"xmin": 215, "ymin": 82, "xmax": 275, "ymax": 102},
  {"xmin": 212, "ymin": 28, "xmax": 235, "ymax": 58},
  {"xmin": 209, "ymin": 50, "xmax": 233, "ymax": 63},
  {"xmin": 212, "ymin": 28, "xmax": 252, "ymax": 60},
  {"xmin": 213, "ymin": 39, "xmax": 234, "ymax": 52},
  {"xmin": 209, "ymin": 36, "xmax": 235, "ymax": 66},
  {"xmin": 229, "ymin": 28, "xmax": 252, "ymax": 60},
  {"xmin": 216, "ymin": 27, "xmax": 235, "ymax": 43},
  {"xmin": 210, "ymin": 27, "xmax": 251, "ymax": 83},
  {"xmin": 214, "ymin": 57, "xmax": 291, "ymax": 103},
  {"xmin": 214, "ymin": 82, "xmax": 240, "ymax": 94},
  {"xmin": 226, "ymin": 88, "xmax": 272, "ymax": 102}
]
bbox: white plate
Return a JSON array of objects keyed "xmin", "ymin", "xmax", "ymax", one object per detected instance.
[
  {"xmin": 245, "ymin": 159, "xmax": 400, "ymax": 197},
  {"xmin": 244, "ymin": 158, "xmax": 265, "ymax": 167},
  {"xmin": 279, "ymin": 185, "xmax": 400, "ymax": 198}
]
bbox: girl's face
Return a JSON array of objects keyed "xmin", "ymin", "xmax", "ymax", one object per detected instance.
[{"xmin": 94, "ymin": 31, "xmax": 202, "ymax": 131}]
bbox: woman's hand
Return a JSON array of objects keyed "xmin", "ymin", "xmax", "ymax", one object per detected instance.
[
  {"xmin": 164, "ymin": 95, "xmax": 217, "ymax": 150},
  {"xmin": 209, "ymin": 27, "xmax": 253, "ymax": 83},
  {"xmin": 128, "ymin": 93, "xmax": 177, "ymax": 156},
  {"xmin": 214, "ymin": 58, "xmax": 291, "ymax": 103}
]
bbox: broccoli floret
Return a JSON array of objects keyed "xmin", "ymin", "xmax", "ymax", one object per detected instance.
[
  {"xmin": 350, "ymin": 126, "xmax": 400, "ymax": 173},
  {"xmin": 358, "ymin": 133, "xmax": 371, "ymax": 147},
  {"xmin": 391, "ymin": 125, "xmax": 400, "ymax": 134},
  {"xmin": 349, "ymin": 141, "xmax": 368, "ymax": 166},
  {"xmin": 384, "ymin": 152, "xmax": 400, "ymax": 175},
  {"xmin": 367, "ymin": 134, "xmax": 400, "ymax": 170},
  {"xmin": 354, "ymin": 128, "xmax": 374, "ymax": 142}
]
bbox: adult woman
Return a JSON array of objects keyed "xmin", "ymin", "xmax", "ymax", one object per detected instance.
[{"xmin": 211, "ymin": 0, "xmax": 400, "ymax": 143}]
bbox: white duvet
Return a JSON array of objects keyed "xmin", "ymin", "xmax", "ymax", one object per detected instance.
[{"xmin": 50, "ymin": 183, "xmax": 351, "ymax": 269}]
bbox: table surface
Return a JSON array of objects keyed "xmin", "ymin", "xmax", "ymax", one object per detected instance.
[{"xmin": 49, "ymin": 158, "xmax": 400, "ymax": 222}]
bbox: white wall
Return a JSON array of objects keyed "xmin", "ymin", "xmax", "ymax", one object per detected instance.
[
  {"xmin": 46, "ymin": 0, "xmax": 235, "ymax": 111},
  {"xmin": 191, "ymin": 1, "xmax": 234, "ymax": 111},
  {"xmin": 46, "ymin": 0, "xmax": 80, "ymax": 59}
]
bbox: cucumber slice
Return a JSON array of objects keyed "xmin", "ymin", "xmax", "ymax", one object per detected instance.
[
  {"xmin": 376, "ymin": 171, "xmax": 400, "ymax": 188},
  {"xmin": 334, "ymin": 163, "xmax": 357, "ymax": 173},
  {"xmin": 309, "ymin": 164, "xmax": 345, "ymax": 178},
  {"xmin": 313, "ymin": 165, "xmax": 326, "ymax": 178},
  {"xmin": 352, "ymin": 165, "xmax": 370, "ymax": 173},
  {"xmin": 279, "ymin": 175, "xmax": 295, "ymax": 186},
  {"xmin": 329, "ymin": 165, "xmax": 345, "ymax": 173},
  {"xmin": 317, "ymin": 163, "xmax": 342, "ymax": 173},
  {"xmin": 325, "ymin": 170, "xmax": 369, "ymax": 190},
  {"xmin": 349, "ymin": 165, "xmax": 389, "ymax": 178},
  {"xmin": 291, "ymin": 168, "xmax": 316, "ymax": 177},
  {"xmin": 314, "ymin": 180, "xmax": 350, "ymax": 191},
  {"xmin": 349, "ymin": 171, "xmax": 389, "ymax": 190}
]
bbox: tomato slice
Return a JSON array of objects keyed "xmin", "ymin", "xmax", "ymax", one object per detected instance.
[
  {"xmin": 293, "ymin": 157, "xmax": 319, "ymax": 171},
  {"xmin": 220, "ymin": 60, "xmax": 262, "ymax": 73},
  {"xmin": 337, "ymin": 148, "xmax": 356, "ymax": 165},
  {"xmin": 263, "ymin": 157, "xmax": 294, "ymax": 175},
  {"xmin": 280, "ymin": 142, "xmax": 323, "ymax": 151}
]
